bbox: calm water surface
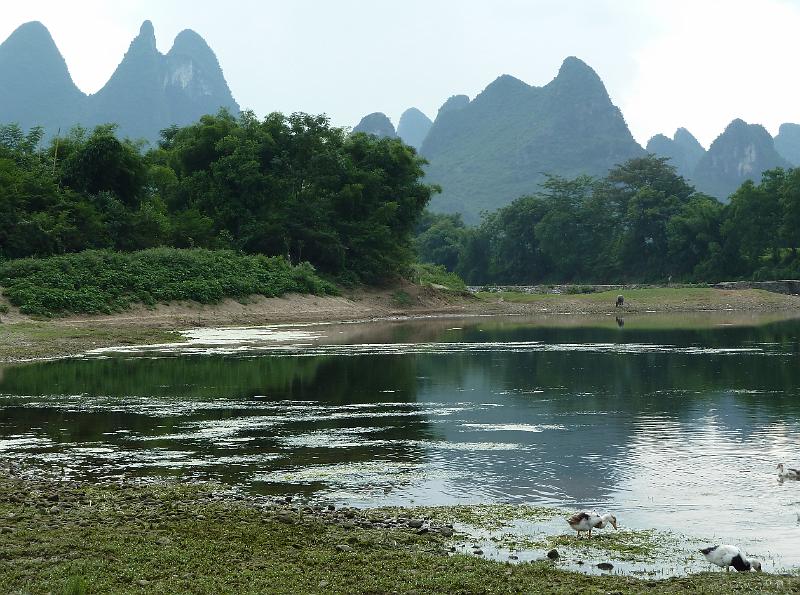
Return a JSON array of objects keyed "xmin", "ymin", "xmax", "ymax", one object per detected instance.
[{"xmin": 1, "ymin": 313, "xmax": 800, "ymax": 571}]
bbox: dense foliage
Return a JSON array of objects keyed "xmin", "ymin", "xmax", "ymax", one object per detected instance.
[
  {"xmin": 0, "ymin": 112, "xmax": 435, "ymax": 283},
  {"xmin": 418, "ymin": 156, "xmax": 800, "ymax": 284},
  {"xmin": 0, "ymin": 248, "xmax": 337, "ymax": 316}
]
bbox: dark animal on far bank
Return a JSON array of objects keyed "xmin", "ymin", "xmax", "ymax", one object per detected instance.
[{"xmin": 616, "ymin": 295, "xmax": 624, "ymax": 308}]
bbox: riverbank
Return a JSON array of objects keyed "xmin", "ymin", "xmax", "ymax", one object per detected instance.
[
  {"xmin": 2, "ymin": 285, "xmax": 800, "ymax": 362},
  {"xmin": 0, "ymin": 472, "xmax": 794, "ymax": 594}
]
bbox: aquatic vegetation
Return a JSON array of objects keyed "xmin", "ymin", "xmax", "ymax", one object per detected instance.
[
  {"xmin": 535, "ymin": 529, "xmax": 686, "ymax": 563},
  {"xmin": 371, "ymin": 504, "xmax": 562, "ymax": 530}
]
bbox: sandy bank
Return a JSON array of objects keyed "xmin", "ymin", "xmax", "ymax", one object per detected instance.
[{"xmin": 1, "ymin": 285, "xmax": 799, "ymax": 362}]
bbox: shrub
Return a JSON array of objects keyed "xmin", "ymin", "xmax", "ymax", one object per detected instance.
[{"xmin": 0, "ymin": 248, "xmax": 338, "ymax": 317}]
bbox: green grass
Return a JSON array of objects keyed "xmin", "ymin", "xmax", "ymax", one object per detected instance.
[
  {"xmin": 476, "ymin": 287, "xmax": 799, "ymax": 312},
  {"xmin": 0, "ymin": 475, "xmax": 796, "ymax": 594},
  {"xmin": 0, "ymin": 248, "xmax": 338, "ymax": 317},
  {"xmin": 478, "ymin": 288, "xmax": 717, "ymax": 303},
  {"xmin": 0, "ymin": 322, "xmax": 183, "ymax": 362},
  {"xmin": 412, "ymin": 263, "xmax": 467, "ymax": 291}
]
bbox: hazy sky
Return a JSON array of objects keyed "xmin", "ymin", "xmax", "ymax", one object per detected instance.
[{"xmin": 3, "ymin": 0, "xmax": 800, "ymax": 147}]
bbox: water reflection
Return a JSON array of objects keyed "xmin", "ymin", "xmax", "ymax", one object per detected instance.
[{"xmin": 1, "ymin": 313, "xmax": 800, "ymax": 568}]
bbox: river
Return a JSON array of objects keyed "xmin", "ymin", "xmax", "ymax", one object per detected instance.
[{"xmin": 1, "ymin": 312, "xmax": 799, "ymax": 573}]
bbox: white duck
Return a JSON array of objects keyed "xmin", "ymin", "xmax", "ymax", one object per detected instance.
[
  {"xmin": 700, "ymin": 544, "xmax": 761, "ymax": 572},
  {"xmin": 567, "ymin": 511, "xmax": 618, "ymax": 538},
  {"xmin": 777, "ymin": 463, "xmax": 800, "ymax": 481}
]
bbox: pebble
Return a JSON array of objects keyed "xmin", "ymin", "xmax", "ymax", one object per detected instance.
[
  {"xmin": 597, "ymin": 562, "xmax": 614, "ymax": 571},
  {"xmin": 136, "ymin": 579, "xmax": 150, "ymax": 586},
  {"xmin": 508, "ymin": 554, "xmax": 519, "ymax": 560},
  {"xmin": 318, "ymin": 580, "xmax": 330, "ymax": 588},
  {"xmin": 407, "ymin": 519, "xmax": 424, "ymax": 529},
  {"xmin": 473, "ymin": 548, "xmax": 484, "ymax": 556},
  {"xmin": 276, "ymin": 514, "xmax": 294, "ymax": 525},
  {"xmin": 546, "ymin": 548, "xmax": 560, "ymax": 560},
  {"xmin": 335, "ymin": 544, "xmax": 352, "ymax": 553},
  {"xmin": 439, "ymin": 527, "xmax": 454, "ymax": 537}
]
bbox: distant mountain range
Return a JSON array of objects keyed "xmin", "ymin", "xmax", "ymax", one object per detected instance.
[
  {"xmin": 0, "ymin": 20, "xmax": 238, "ymax": 143},
  {"xmin": 356, "ymin": 60, "xmax": 800, "ymax": 219},
  {"xmin": 644, "ymin": 120, "xmax": 792, "ymax": 201},
  {"xmin": 690, "ymin": 119, "xmax": 791, "ymax": 199},
  {"xmin": 645, "ymin": 128, "xmax": 705, "ymax": 179},
  {"xmin": 2, "ymin": 21, "xmax": 799, "ymax": 219},
  {"xmin": 352, "ymin": 112, "xmax": 397, "ymax": 139}
]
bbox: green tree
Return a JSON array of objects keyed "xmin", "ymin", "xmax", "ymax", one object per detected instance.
[
  {"xmin": 665, "ymin": 194, "xmax": 724, "ymax": 280},
  {"xmin": 414, "ymin": 211, "xmax": 467, "ymax": 271},
  {"xmin": 62, "ymin": 125, "xmax": 147, "ymax": 207},
  {"xmin": 721, "ymin": 172, "xmax": 783, "ymax": 275}
]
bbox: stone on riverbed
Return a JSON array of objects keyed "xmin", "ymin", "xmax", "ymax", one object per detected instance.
[
  {"xmin": 276, "ymin": 513, "xmax": 294, "ymax": 524},
  {"xmin": 407, "ymin": 518, "xmax": 424, "ymax": 528}
]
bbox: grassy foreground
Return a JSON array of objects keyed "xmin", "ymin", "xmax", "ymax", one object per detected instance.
[{"xmin": 0, "ymin": 473, "xmax": 796, "ymax": 594}]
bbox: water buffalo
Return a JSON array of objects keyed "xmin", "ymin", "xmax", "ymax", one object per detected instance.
[{"xmin": 615, "ymin": 295, "xmax": 624, "ymax": 308}]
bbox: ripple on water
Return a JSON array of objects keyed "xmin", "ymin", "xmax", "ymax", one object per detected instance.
[{"xmin": 85, "ymin": 339, "xmax": 781, "ymax": 359}]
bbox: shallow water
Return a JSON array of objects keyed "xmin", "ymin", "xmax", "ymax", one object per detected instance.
[{"xmin": 2, "ymin": 313, "xmax": 800, "ymax": 573}]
